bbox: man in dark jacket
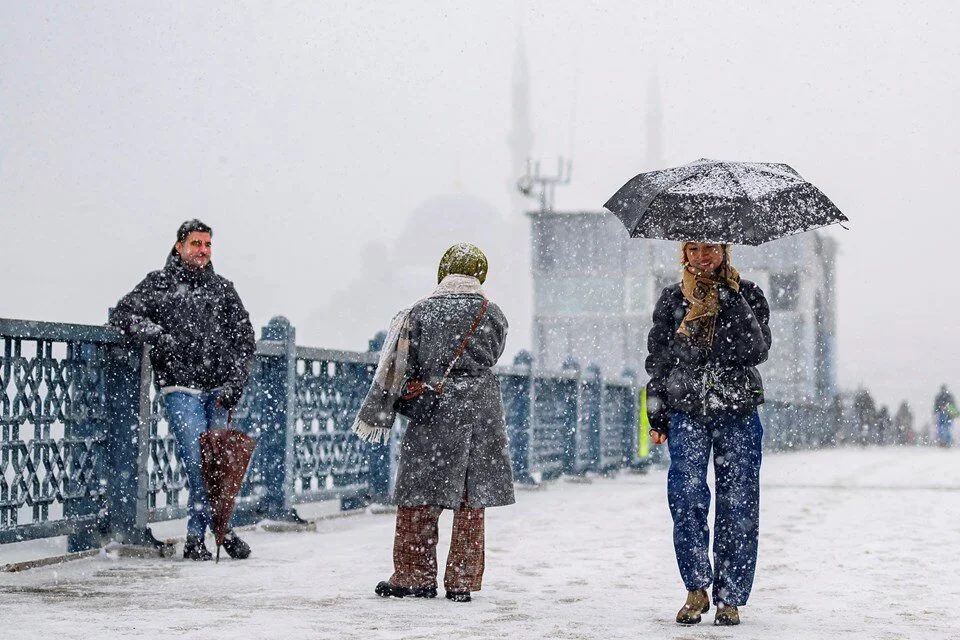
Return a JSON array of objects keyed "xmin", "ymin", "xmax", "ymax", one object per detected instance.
[
  {"xmin": 111, "ymin": 219, "xmax": 256, "ymax": 561},
  {"xmin": 645, "ymin": 242, "xmax": 771, "ymax": 627}
]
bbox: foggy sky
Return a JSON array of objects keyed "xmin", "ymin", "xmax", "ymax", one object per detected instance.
[{"xmin": 2, "ymin": 1, "xmax": 958, "ymax": 424}]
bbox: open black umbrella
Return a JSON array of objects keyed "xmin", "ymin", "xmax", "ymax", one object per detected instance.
[{"xmin": 603, "ymin": 159, "xmax": 847, "ymax": 245}]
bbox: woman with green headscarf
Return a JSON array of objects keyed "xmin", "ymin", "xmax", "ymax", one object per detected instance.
[{"xmin": 353, "ymin": 243, "xmax": 514, "ymax": 603}]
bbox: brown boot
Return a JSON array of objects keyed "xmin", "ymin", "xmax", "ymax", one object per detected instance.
[
  {"xmin": 714, "ymin": 604, "xmax": 740, "ymax": 626},
  {"xmin": 676, "ymin": 589, "xmax": 710, "ymax": 625}
]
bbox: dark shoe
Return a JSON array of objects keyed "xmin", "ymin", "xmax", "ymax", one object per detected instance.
[
  {"xmin": 222, "ymin": 530, "xmax": 251, "ymax": 560},
  {"xmin": 375, "ymin": 581, "xmax": 437, "ymax": 599},
  {"xmin": 445, "ymin": 591, "xmax": 471, "ymax": 603},
  {"xmin": 183, "ymin": 535, "xmax": 213, "ymax": 561},
  {"xmin": 676, "ymin": 589, "xmax": 710, "ymax": 625},
  {"xmin": 714, "ymin": 605, "xmax": 740, "ymax": 626}
]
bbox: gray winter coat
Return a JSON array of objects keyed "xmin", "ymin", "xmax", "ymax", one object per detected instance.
[{"xmin": 393, "ymin": 293, "xmax": 516, "ymax": 510}]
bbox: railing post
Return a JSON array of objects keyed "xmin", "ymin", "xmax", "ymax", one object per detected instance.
[
  {"xmin": 561, "ymin": 357, "xmax": 581, "ymax": 476},
  {"xmin": 507, "ymin": 351, "xmax": 535, "ymax": 485},
  {"xmin": 103, "ymin": 343, "xmax": 152, "ymax": 547},
  {"xmin": 65, "ymin": 342, "xmax": 104, "ymax": 552},
  {"xmin": 583, "ymin": 364, "xmax": 603, "ymax": 474},
  {"xmin": 258, "ymin": 317, "xmax": 299, "ymax": 521}
]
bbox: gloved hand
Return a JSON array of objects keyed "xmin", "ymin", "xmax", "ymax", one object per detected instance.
[
  {"xmin": 649, "ymin": 409, "xmax": 670, "ymax": 439},
  {"xmin": 216, "ymin": 385, "xmax": 243, "ymax": 410},
  {"xmin": 676, "ymin": 337, "xmax": 710, "ymax": 366}
]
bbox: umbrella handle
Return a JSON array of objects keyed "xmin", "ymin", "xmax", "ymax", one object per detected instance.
[{"xmin": 216, "ymin": 545, "xmax": 221, "ymax": 564}]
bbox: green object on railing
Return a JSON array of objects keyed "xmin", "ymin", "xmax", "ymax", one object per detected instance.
[{"xmin": 638, "ymin": 387, "xmax": 651, "ymax": 459}]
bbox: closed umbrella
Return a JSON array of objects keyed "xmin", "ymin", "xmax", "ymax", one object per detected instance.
[{"xmin": 200, "ymin": 428, "xmax": 256, "ymax": 562}]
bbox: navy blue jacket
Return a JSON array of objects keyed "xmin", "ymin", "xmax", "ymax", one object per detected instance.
[{"xmin": 645, "ymin": 279, "xmax": 771, "ymax": 434}]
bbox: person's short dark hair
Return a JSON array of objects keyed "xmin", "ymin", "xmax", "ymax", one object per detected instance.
[{"xmin": 176, "ymin": 219, "xmax": 213, "ymax": 243}]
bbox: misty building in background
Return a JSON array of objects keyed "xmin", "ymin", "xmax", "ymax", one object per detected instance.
[{"xmin": 528, "ymin": 210, "xmax": 838, "ymax": 408}]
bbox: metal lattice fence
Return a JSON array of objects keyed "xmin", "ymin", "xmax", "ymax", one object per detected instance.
[{"xmin": 1, "ymin": 315, "xmax": 645, "ymax": 555}]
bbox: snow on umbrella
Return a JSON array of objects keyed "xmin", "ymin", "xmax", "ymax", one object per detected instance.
[
  {"xmin": 603, "ymin": 159, "xmax": 848, "ymax": 245},
  {"xmin": 200, "ymin": 427, "xmax": 256, "ymax": 562}
]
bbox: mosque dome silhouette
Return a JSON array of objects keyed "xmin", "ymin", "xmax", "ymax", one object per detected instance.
[{"xmin": 393, "ymin": 193, "xmax": 508, "ymax": 270}]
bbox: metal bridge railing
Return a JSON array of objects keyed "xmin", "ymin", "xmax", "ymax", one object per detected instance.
[{"xmin": 1, "ymin": 315, "xmax": 644, "ymax": 555}]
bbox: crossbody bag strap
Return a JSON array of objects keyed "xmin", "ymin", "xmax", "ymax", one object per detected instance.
[{"xmin": 436, "ymin": 299, "xmax": 489, "ymax": 393}]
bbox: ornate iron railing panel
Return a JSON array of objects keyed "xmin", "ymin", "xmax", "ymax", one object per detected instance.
[
  {"xmin": 600, "ymin": 383, "xmax": 633, "ymax": 471},
  {"xmin": 575, "ymin": 373, "xmax": 602, "ymax": 475},
  {"xmin": 530, "ymin": 375, "xmax": 578, "ymax": 480},
  {"xmin": 144, "ymin": 385, "xmax": 189, "ymax": 522},
  {"xmin": 290, "ymin": 351, "xmax": 375, "ymax": 504},
  {"xmin": 0, "ymin": 320, "xmax": 115, "ymax": 545}
]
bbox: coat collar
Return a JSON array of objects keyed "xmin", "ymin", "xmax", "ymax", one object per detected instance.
[{"xmin": 431, "ymin": 274, "xmax": 486, "ymax": 298}]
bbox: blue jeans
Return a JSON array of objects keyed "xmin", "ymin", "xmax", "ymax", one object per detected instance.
[
  {"xmin": 667, "ymin": 410, "xmax": 763, "ymax": 607},
  {"xmin": 164, "ymin": 391, "xmax": 229, "ymax": 538}
]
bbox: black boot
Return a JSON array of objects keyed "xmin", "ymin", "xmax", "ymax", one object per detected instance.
[
  {"xmin": 445, "ymin": 591, "xmax": 471, "ymax": 603},
  {"xmin": 222, "ymin": 530, "xmax": 251, "ymax": 560},
  {"xmin": 183, "ymin": 535, "xmax": 213, "ymax": 561},
  {"xmin": 375, "ymin": 581, "xmax": 437, "ymax": 599}
]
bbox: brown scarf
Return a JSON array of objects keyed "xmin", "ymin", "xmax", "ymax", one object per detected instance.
[{"xmin": 677, "ymin": 262, "xmax": 741, "ymax": 347}]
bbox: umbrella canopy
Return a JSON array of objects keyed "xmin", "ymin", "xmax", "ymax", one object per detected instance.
[
  {"xmin": 200, "ymin": 429, "xmax": 256, "ymax": 554},
  {"xmin": 603, "ymin": 159, "xmax": 847, "ymax": 245}
]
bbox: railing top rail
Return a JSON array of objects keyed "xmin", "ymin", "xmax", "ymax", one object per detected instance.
[
  {"xmin": 255, "ymin": 340, "xmax": 286, "ymax": 358},
  {"xmin": 0, "ymin": 318, "xmax": 122, "ymax": 344},
  {"xmin": 604, "ymin": 377, "xmax": 636, "ymax": 389},
  {"xmin": 294, "ymin": 345, "xmax": 379, "ymax": 365}
]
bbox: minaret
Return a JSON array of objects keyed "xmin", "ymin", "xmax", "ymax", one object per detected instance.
[
  {"xmin": 508, "ymin": 29, "xmax": 534, "ymax": 217},
  {"xmin": 645, "ymin": 60, "xmax": 664, "ymax": 170},
  {"xmin": 505, "ymin": 27, "xmax": 534, "ymax": 357}
]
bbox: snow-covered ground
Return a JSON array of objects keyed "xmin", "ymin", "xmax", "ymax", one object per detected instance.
[{"xmin": 3, "ymin": 447, "xmax": 959, "ymax": 639}]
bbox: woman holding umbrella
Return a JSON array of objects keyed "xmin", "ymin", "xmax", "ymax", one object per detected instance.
[
  {"xmin": 606, "ymin": 158, "xmax": 845, "ymax": 626},
  {"xmin": 645, "ymin": 241, "xmax": 771, "ymax": 626}
]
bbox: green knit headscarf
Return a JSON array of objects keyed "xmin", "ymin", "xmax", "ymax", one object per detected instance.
[{"xmin": 437, "ymin": 243, "xmax": 488, "ymax": 284}]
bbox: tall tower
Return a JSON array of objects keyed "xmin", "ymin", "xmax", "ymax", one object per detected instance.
[
  {"xmin": 503, "ymin": 28, "xmax": 535, "ymax": 356},
  {"xmin": 645, "ymin": 60, "xmax": 664, "ymax": 170},
  {"xmin": 508, "ymin": 29, "xmax": 534, "ymax": 217}
]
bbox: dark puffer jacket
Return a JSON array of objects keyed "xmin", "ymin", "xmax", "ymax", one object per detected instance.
[
  {"xmin": 110, "ymin": 252, "xmax": 256, "ymax": 398},
  {"xmin": 645, "ymin": 279, "xmax": 771, "ymax": 434}
]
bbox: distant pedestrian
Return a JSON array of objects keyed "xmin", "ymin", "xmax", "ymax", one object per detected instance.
[
  {"xmin": 933, "ymin": 385, "xmax": 958, "ymax": 447},
  {"xmin": 352, "ymin": 243, "xmax": 514, "ymax": 603},
  {"xmin": 110, "ymin": 219, "xmax": 256, "ymax": 561},
  {"xmin": 893, "ymin": 402, "xmax": 914, "ymax": 445},
  {"xmin": 645, "ymin": 242, "xmax": 771, "ymax": 626}
]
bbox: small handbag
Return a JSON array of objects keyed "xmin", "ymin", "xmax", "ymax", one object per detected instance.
[{"xmin": 395, "ymin": 299, "xmax": 489, "ymax": 422}]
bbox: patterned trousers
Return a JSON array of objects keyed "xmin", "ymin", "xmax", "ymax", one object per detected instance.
[{"xmin": 390, "ymin": 501, "xmax": 485, "ymax": 592}]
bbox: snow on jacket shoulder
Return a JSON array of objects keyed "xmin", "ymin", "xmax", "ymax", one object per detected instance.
[{"xmin": 644, "ymin": 279, "xmax": 771, "ymax": 434}]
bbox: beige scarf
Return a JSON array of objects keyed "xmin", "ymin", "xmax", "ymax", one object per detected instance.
[{"xmin": 677, "ymin": 262, "xmax": 741, "ymax": 348}]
